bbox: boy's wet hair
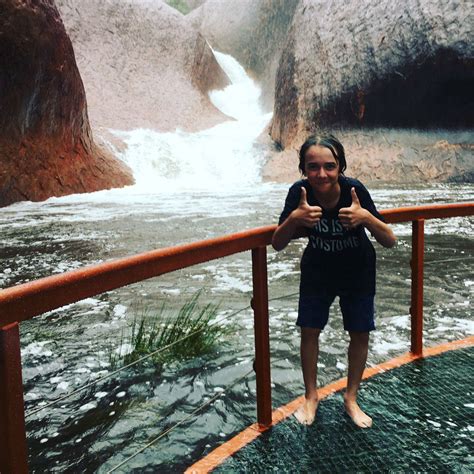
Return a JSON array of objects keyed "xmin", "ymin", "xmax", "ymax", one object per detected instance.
[{"xmin": 298, "ymin": 134, "xmax": 347, "ymax": 175}]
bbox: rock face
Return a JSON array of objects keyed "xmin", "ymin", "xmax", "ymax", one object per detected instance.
[
  {"xmin": 0, "ymin": 0, "xmax": 134, "ymax": 207},
  {"xmin": 262, "ymin": 129, "xmax": 474, "ymax": 185},
  {"xmin": 188, "ymin": 0, "xmax": 298, "ymax": 110},
  {"xmin": 271, "ymin": 0, "xmax": 474, "ymax": 149},
  {"xmin": 55, "ymin": 0, "xmax": 230, "ymax": 133}
]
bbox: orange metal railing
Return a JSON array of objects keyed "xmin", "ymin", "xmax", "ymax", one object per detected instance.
[{"xmin": 0, "ymin": 203, "xmax": 473, "ymax": 473}]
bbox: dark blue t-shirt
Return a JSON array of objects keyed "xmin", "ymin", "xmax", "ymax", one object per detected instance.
[{"xmin": 278, "ymin": 176, "xmax": 385, "ymax": 297}]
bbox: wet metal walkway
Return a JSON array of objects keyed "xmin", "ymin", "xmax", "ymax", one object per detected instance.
[{"xmin": 189, "ymin": 341, "xmax": 473, "ymax": 473}]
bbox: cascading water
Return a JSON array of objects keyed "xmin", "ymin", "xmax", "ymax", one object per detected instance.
[{"xmin": 110, "ymin": 51, "xmax": 272, "ymax": 193}]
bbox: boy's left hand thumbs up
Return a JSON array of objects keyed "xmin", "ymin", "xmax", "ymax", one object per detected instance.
[
  {"xmin": 339, "ymin": 187, "xmax": 368, "ymax": 229},
  {"xmin": 350, "ymin": 187, "xmax": 361, "ymax": 207}
]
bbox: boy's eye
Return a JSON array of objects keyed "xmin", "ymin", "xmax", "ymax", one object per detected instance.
[{"xmin": 306, "ymin": 162, "xmax": 338, "ymax": 171}]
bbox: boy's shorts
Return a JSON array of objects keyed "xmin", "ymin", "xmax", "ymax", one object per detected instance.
[{"xmin": 297, "ymin": 294, "xmax": 375, "ymax": 332}]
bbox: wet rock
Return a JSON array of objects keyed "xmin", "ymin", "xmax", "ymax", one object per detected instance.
[
  {"xmin": 0, "ymin": 0, "xmax": 134, "ymax": 207},
  {"xmin": 55, "ymin": 0, "xmax": 230, "ymax": 133},
  {"xmin": 188, "ymin": 0, "xmax": 298, "ymax": 110},
  {"xmin": 262, "ymin": 129, "xmax": 474, "ymax": 185},
  {"xmin": 271, "ymin": 0, "xmax": 474, "ymax": 149}
]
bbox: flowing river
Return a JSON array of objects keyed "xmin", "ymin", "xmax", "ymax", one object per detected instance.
[{"xmin": 1, "ymin": 52, "xmax": 473, "ymax": 472}]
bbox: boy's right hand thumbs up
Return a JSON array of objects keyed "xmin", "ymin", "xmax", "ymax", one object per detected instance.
[
  {"xmin": 299, "ymin": 186, "xmax": 308, "ymax": 206},
  {"xmin": 292, "ymin": 187, "xmax": 322, "ymax": 228}
]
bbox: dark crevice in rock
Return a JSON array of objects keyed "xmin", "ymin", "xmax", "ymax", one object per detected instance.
[{"xmin": 315, "ymin": 48, "xmax": 474, "ymax": 129}]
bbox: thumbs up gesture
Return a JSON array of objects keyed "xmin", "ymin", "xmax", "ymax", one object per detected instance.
[
  {"xmin": 338, "ymin": 187, "xmax": 369, "ymax": 229},
  {"xmin": 291, "ymin": 187, "xmax": 322, "ymax": 228}
]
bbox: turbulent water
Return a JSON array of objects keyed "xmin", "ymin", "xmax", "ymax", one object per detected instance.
[{"xmin": 1, "ymin": 52, "xmax": 473, "ymax": 472}]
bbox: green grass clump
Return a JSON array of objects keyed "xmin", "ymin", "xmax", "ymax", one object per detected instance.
[{"xmin": 109, "ymin": 292, "xmax": 229, "ymax": 369}]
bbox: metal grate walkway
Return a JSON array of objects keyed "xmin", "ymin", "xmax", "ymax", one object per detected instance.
[{"xmin": 216, "ymin": 347, "xmax": 474, "ymax": 472}]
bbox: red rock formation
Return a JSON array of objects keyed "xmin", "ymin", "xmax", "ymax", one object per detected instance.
[
  {"xmin": 0, "ymin": 0, "xmax": 134, "ymax": 207},
  {"xmin": 55, "ymin": 0, "xmax": 230, "ymax": 133}
]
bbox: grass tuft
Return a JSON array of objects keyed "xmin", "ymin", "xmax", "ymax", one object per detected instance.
[{"xmin": 109, "ymin": 292, "xmax": 230, "ymax": 369}]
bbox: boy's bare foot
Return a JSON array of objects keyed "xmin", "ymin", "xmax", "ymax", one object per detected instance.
[
  {"xmin": 294, "ymin": 396, "xmax": 319, "ymax": 425},
  {"xmin": 344, "ymin": 397, "xmax": 372, "ymax": 428}
]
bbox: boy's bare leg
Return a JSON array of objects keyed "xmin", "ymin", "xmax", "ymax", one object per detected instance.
[
  {"xmin": 344, "ymin": 331, "xmax": 372, "ymax": 428},
  {"xmin": 294, "ymin": 327, "xmax": 321, "ymax": 425}
]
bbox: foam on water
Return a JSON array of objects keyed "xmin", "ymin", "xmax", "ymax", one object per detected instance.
[
  {"xmin": 371, "ymin": 337, "xmax": 408, "ymax": 355},
  {"xmin": 112, "ymin": 304, "xmax": 127, "ymax": 318},
  {"xmin": 22, "ymin": 341, "xmax": 54, "ymax": 358}
]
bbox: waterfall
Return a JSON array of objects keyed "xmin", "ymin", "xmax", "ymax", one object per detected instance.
[{"xmin": 111, "ymin": 51, "xmax": 272, "ymax": 193}]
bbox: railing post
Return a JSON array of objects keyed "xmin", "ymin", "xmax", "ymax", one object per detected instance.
[
  {"xmin": 251, "ymin": 246, "xmax": 272, "ymax": 427},
  {"xmin": 0, "ymin": 322, "xmax": 28, "ymax": 473},
  {"xmin": 410, "ymin": 219, "xmax": 424, "ymax": 356}
]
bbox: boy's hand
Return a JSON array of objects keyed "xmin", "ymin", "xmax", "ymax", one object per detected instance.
[
  {"xmin": 291, "ymin": 187, "xmax": 322, "ymax": 228},
  {"xmin": 338, "ymin": 187, "xmax": 369, "ymax": 229}
]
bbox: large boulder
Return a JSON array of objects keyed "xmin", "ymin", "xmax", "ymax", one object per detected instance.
[
  {"xmin": 0, "ymin": 0, "xmax": 134, "ymax": 207},
  {"xmin": 271, "ymin": 0, "xmax": 474, "ymax": 149},
  {"xmin": 188, "ymin": 0, "xmax": 298, "ymax": 110},
  {"xmin": 55, "ymin": 0, "xmax": 230, "ymax": 133}
]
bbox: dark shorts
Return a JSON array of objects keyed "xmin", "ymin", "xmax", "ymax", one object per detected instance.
[{"xmin": 297, "ymin": 294, "xmax": 375, "ymax": 332}]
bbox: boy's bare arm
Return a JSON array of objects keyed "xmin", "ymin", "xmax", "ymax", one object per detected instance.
[
  {"xmin": 272, "ymin": 187, "xmax": 321, "ymax": 251},
  {"xmin": 272, "ymin": 217, "xmax": 306, "ymax": 251},
  {"xmin": 362, "ymin": 213, "xmax": 396, "ymax": 248}
]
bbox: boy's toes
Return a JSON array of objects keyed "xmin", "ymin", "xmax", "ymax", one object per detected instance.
[{"xmin": 294, "ymin": 398, "xmax": 319, "ymax": 426}]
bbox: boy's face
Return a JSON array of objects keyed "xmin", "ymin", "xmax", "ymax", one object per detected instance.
[{"xmin": 304, "ymin": 145, "xmax": 340, "ymax": 193}]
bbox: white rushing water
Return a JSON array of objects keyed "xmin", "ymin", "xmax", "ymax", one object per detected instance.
[{"xmin": 109, "ymin": 51, "xmax": 272, "ymax": 193}]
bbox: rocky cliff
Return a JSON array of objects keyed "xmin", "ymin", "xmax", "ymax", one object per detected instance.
[
  {"xmin": 188, "ymin": 0, "xmax": 298, "ymax": 110},
  {"xmin": 0, "ymin": 0, "xmax": 134, "ymax": 207},
  {"xmin": 55, "ymin": 0, "xmax": 230, "ymax": 133},
  {"xmin": 271, "ymin": 0, "xmax": 474, "ymax": 149}
]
